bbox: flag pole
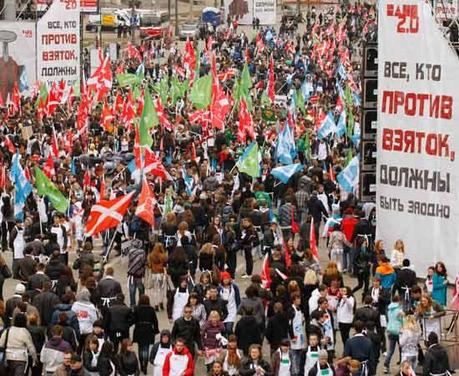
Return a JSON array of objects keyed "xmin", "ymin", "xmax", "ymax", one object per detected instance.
[{"xmin": 103, "ymin": 230, "xmax": 117, "ymax": 264}]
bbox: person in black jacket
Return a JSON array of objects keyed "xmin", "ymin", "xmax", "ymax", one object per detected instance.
[
  {"xmin": 354, "ymin": 296, "xmax": 381, "ymax": 332},
  {"xmin": 117, "ymin": 339, "xmax": 140, "ymax": 376},
  {"xmin": 203, "ymin": 286, "xmax": 228, "ymax": 321},
  {"xmin": 171, "ymin": 304, "xmax": 202, "ymax": 358},
  {"xmin": 265, "ymin": 302, "xmax": 290, "ymax": 354},
  {"xmin": 343, "ymin": 320, "xmax": 376, "ymax": 375},
  {"xmin": 97, "ymin": 267, "xmax": 122, "ymax": 311},
  {"xmin": 32, "ymin": 280, "xmax": 61, "ymax": 327},
  {"xmin": 238, "ymin": 344, "xmax": 273, "ymax": 376},
  {"xmin": 105, "ymin": 293, "xmax": 133, "ymax": 352},
  {"xmin": 45, "ymin": 251, "xmax": 65, "ymax": 281},
  {"xmin": 132, "ymin": 294, "xmax": 159, "ymax": 374},
  {"xmin": 238, "ymin": 217, "xmax": 259, "ymax": 279},
  {"xmin": 97, "ymin": 341, "xmax": 122, "ymax": 376},
  {"xmin": 235, "ymin": 306, "xmax": 262, "ymax": 356},
  {"xmin": 27, "ymin": 312, "xmax": 46, "ymax": 376},
  {"xmin": 83, "ymin": 335, "xmax": 100, "ymax": 375},
  {"xmin": 307, "ymin": 192, "xmax": 329, "ymax": 240},
  {"xmin": 423, "ymin": 332, "xmax": 451, "ymax": 376},
  {"xmin": 393, "ymin": 259, "xmax": 417, "ymax": 302}
]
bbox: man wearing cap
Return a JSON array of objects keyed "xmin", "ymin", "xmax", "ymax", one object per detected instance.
[
  {"xmin": 306, "ymin": 350, "xmax": 335, "ymax": 376},
  {"xmin": 219, "ymin": 271, "xmax": 241, "ymax": 334}
]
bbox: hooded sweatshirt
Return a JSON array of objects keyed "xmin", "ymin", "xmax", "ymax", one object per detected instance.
[
  {"xmin": 375, "ymin": 263, "xmax": 396, "ymax": 290},
  {"xmin": 162, "ymin": 345, "xmax": 194, "ymax": 376},
  {"xmin": 386, "ymin": 302, "xmax": 403, "ymax": 335},
  {"xmin": 71, "ymin": 290, "xmax": 98, "ymax": 335}
]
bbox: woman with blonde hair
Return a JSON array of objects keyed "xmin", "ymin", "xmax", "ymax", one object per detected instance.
[
  {"xmin": 146, "ymin": 243, "xmax": 168, "ymax": 311},
  {"xmin": 390, "ymin": 239, "xmax": 405, "ymax": 269},
  {"xmin": 416, "ymin": 293, "xmax": 445, "ymax": 340},
  {"xmin": 322, "ymin": 261, "xmax": 343, "ymax": 287},
  {"xmin": 399, "ymin": 315, "xmax": 422, "ymax": 370}
]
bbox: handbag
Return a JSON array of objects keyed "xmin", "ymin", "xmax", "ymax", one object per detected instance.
[
  {"xmin": 1, "ymin": 265, "xmax": 12, "ymax": 279},
  {"xmin": 0, "ymin": 328, "xmax": 10, "ymax": 364}
]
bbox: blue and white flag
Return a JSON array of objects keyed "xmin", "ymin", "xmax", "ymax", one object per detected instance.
[
  {"xmin": 271, "ymin": 163, "xmax": 303, "ymax": 184},
  {"xmin": 337, "ymin": 156, "xmax": 359, "ymax": 193},
  {"xmin": 301, "ymin": 79, "xmax": 313, "ymax": 100},
  {"xmin": 336, "ymin": 110, "xmax": 346, "ymax": 138},
  {"xmin": 10, "ymin": 153, "xmax": 32, "ymax": 220},
  {"xmin": 317, "ymin": 112, "xmax": 337, "ymax": 140},
  {"xmin": 337, "ymin": 63, "xmax": 347, "ymax": 81},
  {"xmin": 182, "ymin": 168, "xmax": 195, "ymax": 196},
  {"xmin": 352, "ymin": 92, "xmax": 361, "ymax": 107},
  {"xmin": 276, "ymin": 122, "xmax": 297, "ymax": 165}
]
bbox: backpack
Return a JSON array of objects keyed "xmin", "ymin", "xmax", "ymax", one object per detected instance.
[{"xmin": 128, "ymin": 248, "xmax": 146, "ymax": 278}]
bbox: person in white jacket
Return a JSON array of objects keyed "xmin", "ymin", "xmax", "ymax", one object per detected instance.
[
  {"xmin": 399, "ymin": 315, "xmax": 422, "ymax": 370},
  {"xmin": 337, "ymin": 286, "xmax": 355, "ymax": 347},
  {"xmin": 71, "ymin": 289, "xmax": 98, "ymax": 351}
]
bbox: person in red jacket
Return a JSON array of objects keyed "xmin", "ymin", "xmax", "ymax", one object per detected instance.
[
  {"xmin": 162, "ymin": 338, "xmax": 194, "ymax": 376},
  {"xmin": 340, "ymin": 208, "xmax": 358, "ymax": 273}
]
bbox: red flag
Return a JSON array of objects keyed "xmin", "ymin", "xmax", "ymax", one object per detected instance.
[
  {"xmin": 84, "ymin": 191, "xmax": 135, "ymax": 236},
  {"xmin": 43, "ymin": 154, "xmax": 55, "ymax": 178},
  {"xmin": 135, "ymin": 178, "xmax": 156, "ymax": 226},
  {"xmin": 114, "ymin": 92, "xmax": 124, "ymax": 113},
  {"xmin": 83, "ymin": 170, "xmax": 91, "ymax": 187},
  {"xmin": 87, "ymin": 55, "xmax": 112, "ymax": 102},
  {"xmin": 237, "ymin": 98, "xmax": 255, "ymax": 142},
  {"xmin": 100, "ymin": 101, "xmax": 114, "ymax": 132},
  {"xmin": 125, "ymin": 42, "xmax": 142, "ymax": 61},
  {"xmin": 0, "ymin": 163, "xmax": 5, "ymax": 189},
  {"xmin": 268, "ymin": 55, "xmax": 275, "ymax": 103},
  {"xmin": 190, "ymin": 142, "xmax": 197, "ymax": 162},
  {"xmin": 121, "ymin": 91, "xmax": 136, "ymax": 125},
  {"xmin": 64, "ymin": 130, "xmax": 74, "ymax": 153},
  {"xmin": 291, "ymin": 206, "xmax": 299, "ymax": 234},
  {"xmin": 4, "ymin": 136, "xmax": 16, "ymax": 154},
  {"xmin": 51, "ymin": 127, "xmax": 59, "ymax": 158},
  {"xmin": 329, "ymin": 164, "xmax": 336, "ymax": 183},
  {"xmin": 310, "ymin": 217, "xmax": 319, "ymax": 260},
  {"xmin": 144, "ymin": 148, "xmax": 171, "ymax": 180},
  {"xmin": 24, "ymin": 166, "xmax": 31, "ymax": 181},
  {"xmin": 283, "ymin": 240, "xmax": 292, "ymax": 268},
  {"xmin": 260, "ymin": 254, "xmax": 271, "ymax": 289},
  {"xmin": 9, "ymin": 82, "xmax": 21, "ymax": 114},
  {"xmin": 155, "ymin": 98, "xmax": 172, "ymax": 131},
  {"xmin": 47, "ymin": 83, "xmax": 59, "ymax": 115},
  {"xmin": 217, "ymin": 68, "xmax": 237, "ymax": 82}
]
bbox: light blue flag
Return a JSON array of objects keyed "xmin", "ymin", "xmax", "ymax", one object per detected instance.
[
  {"xmin": 10, "ymin": 153, "xmax": 32, "ymax": 220},
  {"xmin": 276, "ymin": 122, "xmax": 297, "ymax": 165},
  {"xmin": 271, "ymin": 163, "xmax": 303, "ymax": 184},
  {"xmin": 336, "ymin": 110, "xmax": 346, "ymax": 138},
  {"xmin": 265, "ymin": 30, "xmax": 273, "ymax": 41},
  {"xmin": 182, "ymin": 168, "xmax": 194, "ymax": 196},
  {"xmin": 136, "ymin": 63, "xmax": 145, "ymax": 77},
  {"xmin": 337, "ymin": 63, "xmax": 347, "ymax": 81},
  {"xmin": 336, "ymin": 82, "xmax": 345, "ymax": 99},
  {"xmin": 70, "ymin": 157, "xmax": 76, "ymax": 175},
  {"xmin": 337, "ymin": 156, "xmax": 360, "ymax": 193},
  {"xmin": 127, "ymin": 159, "xmax": 136, "ymax": 173},
  {"xmin": 352, "ymin": 92, "xmax": 361, "ymax": 107},
  {"xmin": 317, "ymin": 112, "xmax": 337, "ymax": 140},
  {"xmin": 19, "ymin": 68, "xmax": 29, "ymax": 92}
]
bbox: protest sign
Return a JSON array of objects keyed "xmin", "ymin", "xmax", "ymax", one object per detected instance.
[
  {"xmin": 253, "ymin": 0, "xmax": 276, "ymax": 25},
  {"xmin": 37, "ymin": 0, "xmax": 80, "ymax": 86},
  {"xmin": 377, "ymin": 0, "xmax": 459, "ymax": 274}
]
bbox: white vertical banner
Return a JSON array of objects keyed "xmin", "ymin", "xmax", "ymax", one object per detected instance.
[
  {"xmin": 224, "ymin": 0, "xmax": 253, "ymax": 25},
  {"xmin": 377, "ymin": 0, "xmax": 459, "ymax": 275},
  {"xmin": 253, "ymin": 0, "xmax": 276, "ymax": 25},
  {"xmin": 37, "ymin": 0, "xmax": 80, "ymax": 85}
]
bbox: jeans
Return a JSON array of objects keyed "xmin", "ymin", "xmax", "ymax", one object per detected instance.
[
  {"xmin": 128, "ymin": 276, "xmax": 145, "ymax": 306},
  {"xmin": 290, "ymin": 349, "xmax": 302, "ymax": 376},
  {"xmin": 138, "ymin": 343, "xmax": 150, "ymax": 371},
  {"xmin": 384, "ymin": 333, "xmax": 399, "ymax": 368}
]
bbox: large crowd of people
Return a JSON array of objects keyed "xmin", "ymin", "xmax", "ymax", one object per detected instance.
[{"xmin": 0, "ymin": 2, "xmax": 455, "ymax": 376}]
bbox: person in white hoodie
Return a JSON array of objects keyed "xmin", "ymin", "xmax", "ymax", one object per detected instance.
[
  {"xmin": 337, "ymin": 286, "xmax": 355, "ymax": 347},
  {"xmin": 72, "ymin": 289, "xmax": 98, "ymax": 352},
  {"xmin": 308, "ymin": 285, "xmax": 328, "ymax": 316}
]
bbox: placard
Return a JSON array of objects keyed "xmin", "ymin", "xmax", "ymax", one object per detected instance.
[
  {"xmin": 37, "ymin": 0, "xmax": 80, "ymax": 86},
  {"xmin": 253, "ymin": 0, "xmax": 276, "ymax": 25},
  {"xmin": 377, "ymin": 0, "xmax": 459, "ymax": 275}
]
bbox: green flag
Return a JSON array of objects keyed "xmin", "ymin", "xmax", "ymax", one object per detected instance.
[
  {"xmin": 133, "ymin": 86, "xmax": 141, "ymax": 101},
  {"xmin": 296, "ymin": 90, "xmax": 305, "ymax": 114},
  {"xmin": 237, "ymin": 142, "xmax": 261, "ymax": 178},
  {"xmin": 344, "ymin": 85, "xmax": 353, "ymax": 107},
  {"xmin": 139, "ymin": 90, "xmax": 157, "ymax": 147},
  {"xmin": 116, "ymin": 73, "xmax": 141, "ymax": 88},
  {"xmin": 260, "ymin": 91, "xmax": 271, "ymax": 107},
  {"xmin": 170, "ymin": 76, "xmax": 188, "ymax": 106},
  {"xmin": 347, "ymin": 110, "xmax": 355, "ymax": 137},
  {"xmin": 189, "ymin": 74, "xmax": 212, "ymax": 109},
  {"xmin": 241, "ymin": 63, "xmax": 252, "ymax": 91},
  {"xmin": 34, "ymin": 167, "xmax": 69, "ymax": 213},
  {"xmin": 35, "ymin": 83, "xmax": 48, "ymax": 107},
  {"xmin": 345, "ymin": 148, "xmax": 354, "ymax": 166},
  {"xmin": 153, "ymin": 77, "xmax": 169, "ymax": 105},
  {"xmin": 164, "ymin": 192, "xmax": 173, "ymax": 214},
  {"xmin": 304, "ymin": 131, "xmax": 311, "ymax": 161}
]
